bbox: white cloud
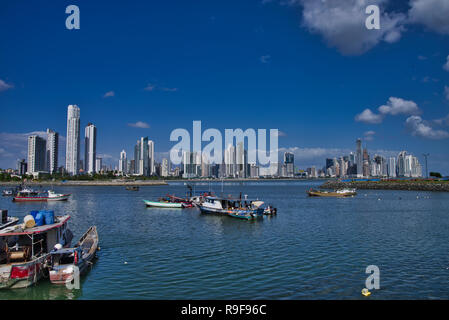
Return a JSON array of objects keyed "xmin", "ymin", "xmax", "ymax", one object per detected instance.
[
  {"xmin": 260, "ymin": 55, "xmax": 271, "ymax": 63},
  {"xmin": 434, "ymin": 114, "xmax": 449, "ymax": 127},
  {"xmin": 405, "ymin": 115, "xmax": 449, "ymax": 140},
  {"xmin": 0, "ymin": 79, "xmax": 13, "ymax": 92},
  {"xmin": 144, "ymin": 83, "xmax": 178, "ymax": 92},
  {"xmin": 144, "ymin": 84, "xmax": 155, "ymax": 91},
  {"xmin": 444, "ymin": 55, "xmax": 449, "ymax": 72},
  {"xmin": 355, "ymin": 108, "xmax": 384, "ymax": 124},
  {"xmin": 378, "ymin": 97, "xmax": 421, "ymax": 116},
  {"xmin": 297, "ymin": 0, "xmax": 406, "ymax": 55},
  {"xmin": 127, "ymin": 121, "xmax": 150, "ymax": 129},
  {"xmin": 364, "ymin": 130, "xmax": 376, "ymax": 141},
  {"xmin": 103, "ymin": 91, "xmax": 115, "ymax": 98},
  {"xmin": 409, "ymin": 0, "xmax": 449, "ymax": 35}
]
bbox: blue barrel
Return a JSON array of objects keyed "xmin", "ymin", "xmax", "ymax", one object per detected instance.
[
  {"xmin": 30, "ymin": 210, "xmax": 39, "ymax": 219},
  {"xmin": 43, "ymin": 210, "xmax": 54, "ymax": 225},
  {"xmin": 34, "ymin": 212, "xmax": 45, "ymax": 226}
]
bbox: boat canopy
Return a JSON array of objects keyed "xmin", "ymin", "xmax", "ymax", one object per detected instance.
[{"xmin": 0, "ymin": 215, "xmax": 70, "ymax": 237}]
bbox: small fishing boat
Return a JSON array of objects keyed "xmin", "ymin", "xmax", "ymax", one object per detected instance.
[
  {"xmin": 143, "ymin": 200, "xmax": 183, "ymax": 208},
  {"xmin": 263, "ymin": 205, "xmax": 277, "ymax": 215},
  {"xmin": 12, "ymin": 190, "xmax": 71, "ymax": 202},
  {"xmin": 48, "ymin": 226, "xmax": 98, "ymax": 285},
  {"xmin": 198, "ymin": 196, "xmax": 264, "ymax": 220},
  {"xmin": 125, "ymin": 186, "xmax": 139, "ymax": 191},
  {"xmin": 307, "ymin": 188, "xmax": 357, "ymax": 197},
  {"xmin": 2, "ymin": 190, "xmax": 14, "ymax": 197},
  {"xmin": 0, "ymin": 210, "xmax": 19, "ymax": 230},
  {"xmin": 0, "ymin": 214, "xmax": 73, "ymax": 289}
]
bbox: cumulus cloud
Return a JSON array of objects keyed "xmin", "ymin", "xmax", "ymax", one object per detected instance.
[
  {"xmin": 0, "ymin": 79, "xmax": 14, "ymax": 92},
  {"xmin": 127, "ymin": 121, "xmax": 150, "ymax": 129},
  {"xmin": 378, "ymin": 97, "xmax": 421, "ymax": 116},
  {"xmin": 409, "ymin": 0, "xmax": 449, "ymax": 35},
  {"xmin": 405, "ymin": 115, "xmax": 449, "ymax": 139},
  {"xmin": 356, "ymin": 97, "xmax": 421, "ymax": 124},
  {"xmin": 296, "ymin": 0, "xmax": 406, "ymax": 55},
  {"xmin": 444, "ymin": 55, "xmax": 449, "ymax": 72},
  {"xmin": 355, "ymin": 108, "xmax": 384, "ymax": 124},
  {"xmin": 103, "ymin": 91, "xmax": 115, "ymax": 98}
]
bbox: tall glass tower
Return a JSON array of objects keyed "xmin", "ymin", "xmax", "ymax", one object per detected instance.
[{"xmin": 66, "ymin": 105, "xmax": 80, "ymax": 175}]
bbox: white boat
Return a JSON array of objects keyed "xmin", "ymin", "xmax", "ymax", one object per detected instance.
[
  {"xmin": 143, "ymin": 200, "xmax": 183, "ymax": 208},
  {"xmin": 47, "ymin": 190, "xmax": 71, "ymax": 201}
]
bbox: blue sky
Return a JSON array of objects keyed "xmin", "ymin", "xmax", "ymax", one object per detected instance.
[{"xmin": 1, "ymin": 0, "xmax": 449, "ymax": 173}]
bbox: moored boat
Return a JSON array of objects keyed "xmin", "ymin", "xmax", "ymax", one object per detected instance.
[
  {"xmin": 307, "ymin": 188, "xmax": 357, "ymax": 197},
  {"xmin": 13, "ymin": 190, "xmax": 71, "ymax": 202},
  {"xmin": 0, "ymin": 210, "xmax": 19, "ymax": 230},
  {"xmin": 2, "ymin": 190, "xmax": 14, "ymax": 197},
  {"xmin": 125, "ymin": 186, "xmax": 139, "ymax": 191},
  {"xmin": 0, "ymin": 214, "xmax": 73, "ymax": 289},
  {"xmin": 198, "ymin": 196, "xmax": 265, "ymax": 220},
  {"xmin": 143, "ymin": 200, "xmax": 183, "ymax": 208},
  {"xmin": 48, "ymin": 226, "xmax": 98, "ymax": 285}
]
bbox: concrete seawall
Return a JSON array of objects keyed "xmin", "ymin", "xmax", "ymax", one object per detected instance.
[{"xmin": 321, "ymin": 180, "xmax": 449, "ymax": 192}]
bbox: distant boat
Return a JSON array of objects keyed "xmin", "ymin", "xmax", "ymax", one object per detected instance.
[
  {"xmin": 48, "ymin": 226, "xmax": 99, "ymax": 285},
  {"xmin": 307, "ymin": 188, "xmax": 357, "ymax": 198},
  {"xmin": 12, "ymin": 190, "xmax": 71, "ymax": 202},
  {"xmin": 2, "ymin": 190, "xmax": 14, "ymax": 197},
  {"xmin": 125, "ymin": 186, "xmax": 139, "ymax": 191}
]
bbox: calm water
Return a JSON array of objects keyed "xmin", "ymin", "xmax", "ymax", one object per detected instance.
[{"xmin": 1, "ymin": 180, "xmax": 449, "ymax": 300}]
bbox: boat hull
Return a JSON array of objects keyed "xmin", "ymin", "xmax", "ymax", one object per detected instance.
[
  {"xmin": 307, "ymin": 191, "xmax": 356, "ymax": 197},
  {"xmin": 12, "ymin": 194, "xmax": 71, "ymax": 202},
  {"xmin": 143, "ymin": 200, "xmax": 183, "ymax": 208},
  {"xmin": 0, "ymin": 256, "xmax": 47, "ymax": 289}
]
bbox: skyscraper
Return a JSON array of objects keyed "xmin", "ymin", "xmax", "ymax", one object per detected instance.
[
  {"xmin": 388, "ymin": 157, "xmax": 397, "ymax": 177},
  {"xmin": 119, "ymin": 150, "xmax": 127, "ymax": 174},
  {"xmin": 356, "ymin": 138, "xmax": 362, "ymax": 177},
  {"xmin": 224, "ymin": 144, "xmax": 236, "ymax": 178},
  {"xmin": 46, "ymin": 129, "xmax": 59, "ymax": 174},
  {"xmin": 148, "ymin": 140, "xmax": 155, "ymax": 175},
  {"xmin": 284, "ymin": 152, "xmax": 294, "ymax": 177},
  {"xmin": 66, "ymin": 105, "xmax": 80, "ymax": 175},
  {"xmin": 84, "ymin": 123, "xmax": 97, "ymax": 174},
  {"xmin": 27, "ymin": 135, "xmax": 46, "ymax": 174},
  {"xmin": 161, "ymin": 158, "xmax": 170, "ymax": 177},
  {"xmin": 95, "ymin": 158, "xmax": 102, "ymax": 173}
]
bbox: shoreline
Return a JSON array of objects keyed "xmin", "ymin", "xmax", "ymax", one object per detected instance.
[
  {"xmin": 320, "ymin": 180, "xmax": 449, "ymax": 192},
  {"xmin": 0, "ymin": 180, "xmax": 168, "ymax": 187}
]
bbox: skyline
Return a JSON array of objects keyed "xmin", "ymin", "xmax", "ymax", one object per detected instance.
[{"xmin": 1, "ymin": 0, "xmax": 449, "ymax": 173}]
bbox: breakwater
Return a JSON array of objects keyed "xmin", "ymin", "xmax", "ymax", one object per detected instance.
[{"xmin": 321, "ymin": 180, "xmax": 449, "ymax": 192}]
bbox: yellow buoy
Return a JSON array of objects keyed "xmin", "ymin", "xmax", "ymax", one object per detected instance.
[{"xmin": 361, "ymin": 288, "xmax": 371, "ymax": 297}]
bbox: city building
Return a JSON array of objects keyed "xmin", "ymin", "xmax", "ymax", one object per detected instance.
[
  {"xmin": 66, "ymin": 105, "xmax": 81, "ymax": 175},
  {"xmin": 356, "ymin": 138, "xmax": 363, "ymax": 177},
  {"xmin": 17, "ymin": 159, "xmax": 27, "ymax": 175},
  {"xmin": 84, "ymin": 123, "xmax": 97, "ymax": 174},
  {"xmin": 46, "ymin": 129, "xmax": 58, "ymax": 174},
  {"xmin": 148, "ymin": 140, "xmax": 155, "ymax": 175},
  {"xmin": 119, "ymin": 150, "xmax": 127, "ymax": 174},
  {"xmin": 95, "ymin": 158, "xmax": 102, "ymax": 174},
  {"xmin": 27, "ymin": 135, "xmax": 46, "ymax": 174},
  {"xmin": 161, "ymin": 158, "xmax": 170, "ymax": 177},
  {"xmin": 284, "ymin": 152, "xmax": 294, "ymax": 177}
]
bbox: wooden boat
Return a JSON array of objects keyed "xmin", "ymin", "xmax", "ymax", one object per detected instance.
[
  {"xmin": 198, "ymin": 196, "xmax": 264, "ymax": 220},
  {"xmin": 48, "ymin": 226, "xmax": 98, "ymax": 285},
  {"xmin": 2, "ymin": 190, "xmax": 13, "ymax": 197},
  {"xmin": 263, "ymin": 205, "xmax": 277, "ymax": 215},
  {"xmin": 307, "ymin": 188, "xmax": 357, "ymax": 197},
  {"xmin": 143, "ymin": 200, "xmax": 183, "ymax": 208},
  {"xmin": 125, "ymin": 186, "xmax": 139, "ymax": 191},
  {"xmin": 12, "ymin": 190, "xmax": 71, "ymax": 202},
  {"xmin": 0, "ymin": 215, "xmax": 73, "ymax": 289}
]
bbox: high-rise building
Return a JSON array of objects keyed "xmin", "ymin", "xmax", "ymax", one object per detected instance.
[
  {"xmin": 148, "ymin": 140, "xmax": 155, "ymax": 175},
  {"xmin": 95, "ymin": 158, "xmax": 102, "ymax": 173},
  {"xmin": 161, "ymin": 158, "xmax": 170, "ymax": 177},
  {"xmin": 224, "ymin": 144, "xmax": 236, "ymax": 178},
  {"xmin": 388, "ymin": 157, "xmax": 397, "ymax": 177},
  {"xmin": 46, "ymin": 129, "xmax": 59, "ymax": 174},
  {"xmin": 140, "ymin": 137, "xmax": 149, "ymax": 176},
  {"xmin": 66, "ymin": 105, "xmax": 81, "ymax": 175},
  {"xmin": 250, "ymin": 163, "xmax": 259, "ymax": 178},
  {"xmin": 356, "ymin": 138, "xmax": 363, "ymax": 177},
  {"xmin": 17, "ymin": 159, "xmax": 27, "ymax": 175},
  {"xmin": 397, "ymin": 151, "xmax": 407, "ymax": 177},
  {"xmin": 119, "ymin": 150, "xmax": 127, "ymax": 174},
  {"xmin": 84, "ymin": 123, "xmax": 97, "ymax": 174},
  {"xmin": 284, "ymin": 152, "xmax": 294, "ymax": 177},
  {"xmin": 182, "ymin": 151, "xmax": 200, "ymax": 178},
  {"xmin": 27, "ymin": 135, "xmax": 46, "ymax": 174}
]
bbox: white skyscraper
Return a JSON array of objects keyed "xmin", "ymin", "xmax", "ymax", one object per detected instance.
[
  {"xmin": 27, "ymin": 135, "xmax": 46, "ymax": 174},
  {"xmin": 84, "ymin": 123, "xmax": 97, "ymax": 174},
  {"xmin": 46, "ymin": 129, "xmax": 59, "ymax": 174},
  {"xmin": 161, "ymin": 158, "xmax": 170, "ymax": 177},
  {"xmin": 224, "ymin": 144, "xmax": 236, "ymax": 177},
  {"xmin": 388, "ymin": 157, "xmax": 397, "ymax": 177},
  {"xmin": 148, "ymin": 140, "xmax": 155, "ymax": 175},
  {"xmin": 66, "ymin": 105, "xmax": 80, "ymax": 175},
  {"xmin": 119, "ymin": 150, "xmax": 127, "ymax": 174}
]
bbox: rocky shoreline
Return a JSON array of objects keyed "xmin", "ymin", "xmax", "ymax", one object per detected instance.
[
  {"xmin": 0, "ymin": 180, "xmax": 168, "ymax": 187},
  {"xmin": 321, "ymin": 180, "xmax": 449, "ymax": 192}
]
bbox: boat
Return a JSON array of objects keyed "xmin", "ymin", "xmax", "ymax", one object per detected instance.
[
  {"xmin": 12, "ymin": 190, "xmax": 71, "ymax": 202},
  {"xmin": 143, "ymin": 200, "xmax": 183, "ymax": 208},
  {"xmin": 198, "ymin": 196, "xmax": 265, "ymax": 220},
  {"xmin": 48, "ymin": 226, "xmax": 98, "ymax": 285},
  {"xmin": 125, "ymin": 186, "xmax": 139, "ymax": 191},
  {"xmin": 263, "ymin": 205, "xmax": 277, "ymax": 215},
  {"xmin": 307, "ymin": 188, "xmax": 357, "ymax": 197},
  {"xmin": 0, "ymin": 214, "xmax": 73, "ymax": 289},
  {"xmin": 2, "ymin": 190, "xmax": 14, "ymax": 197},
  {"xmin": 0, "ymin": 210, "xmax": 19, "ymax": 230}
]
